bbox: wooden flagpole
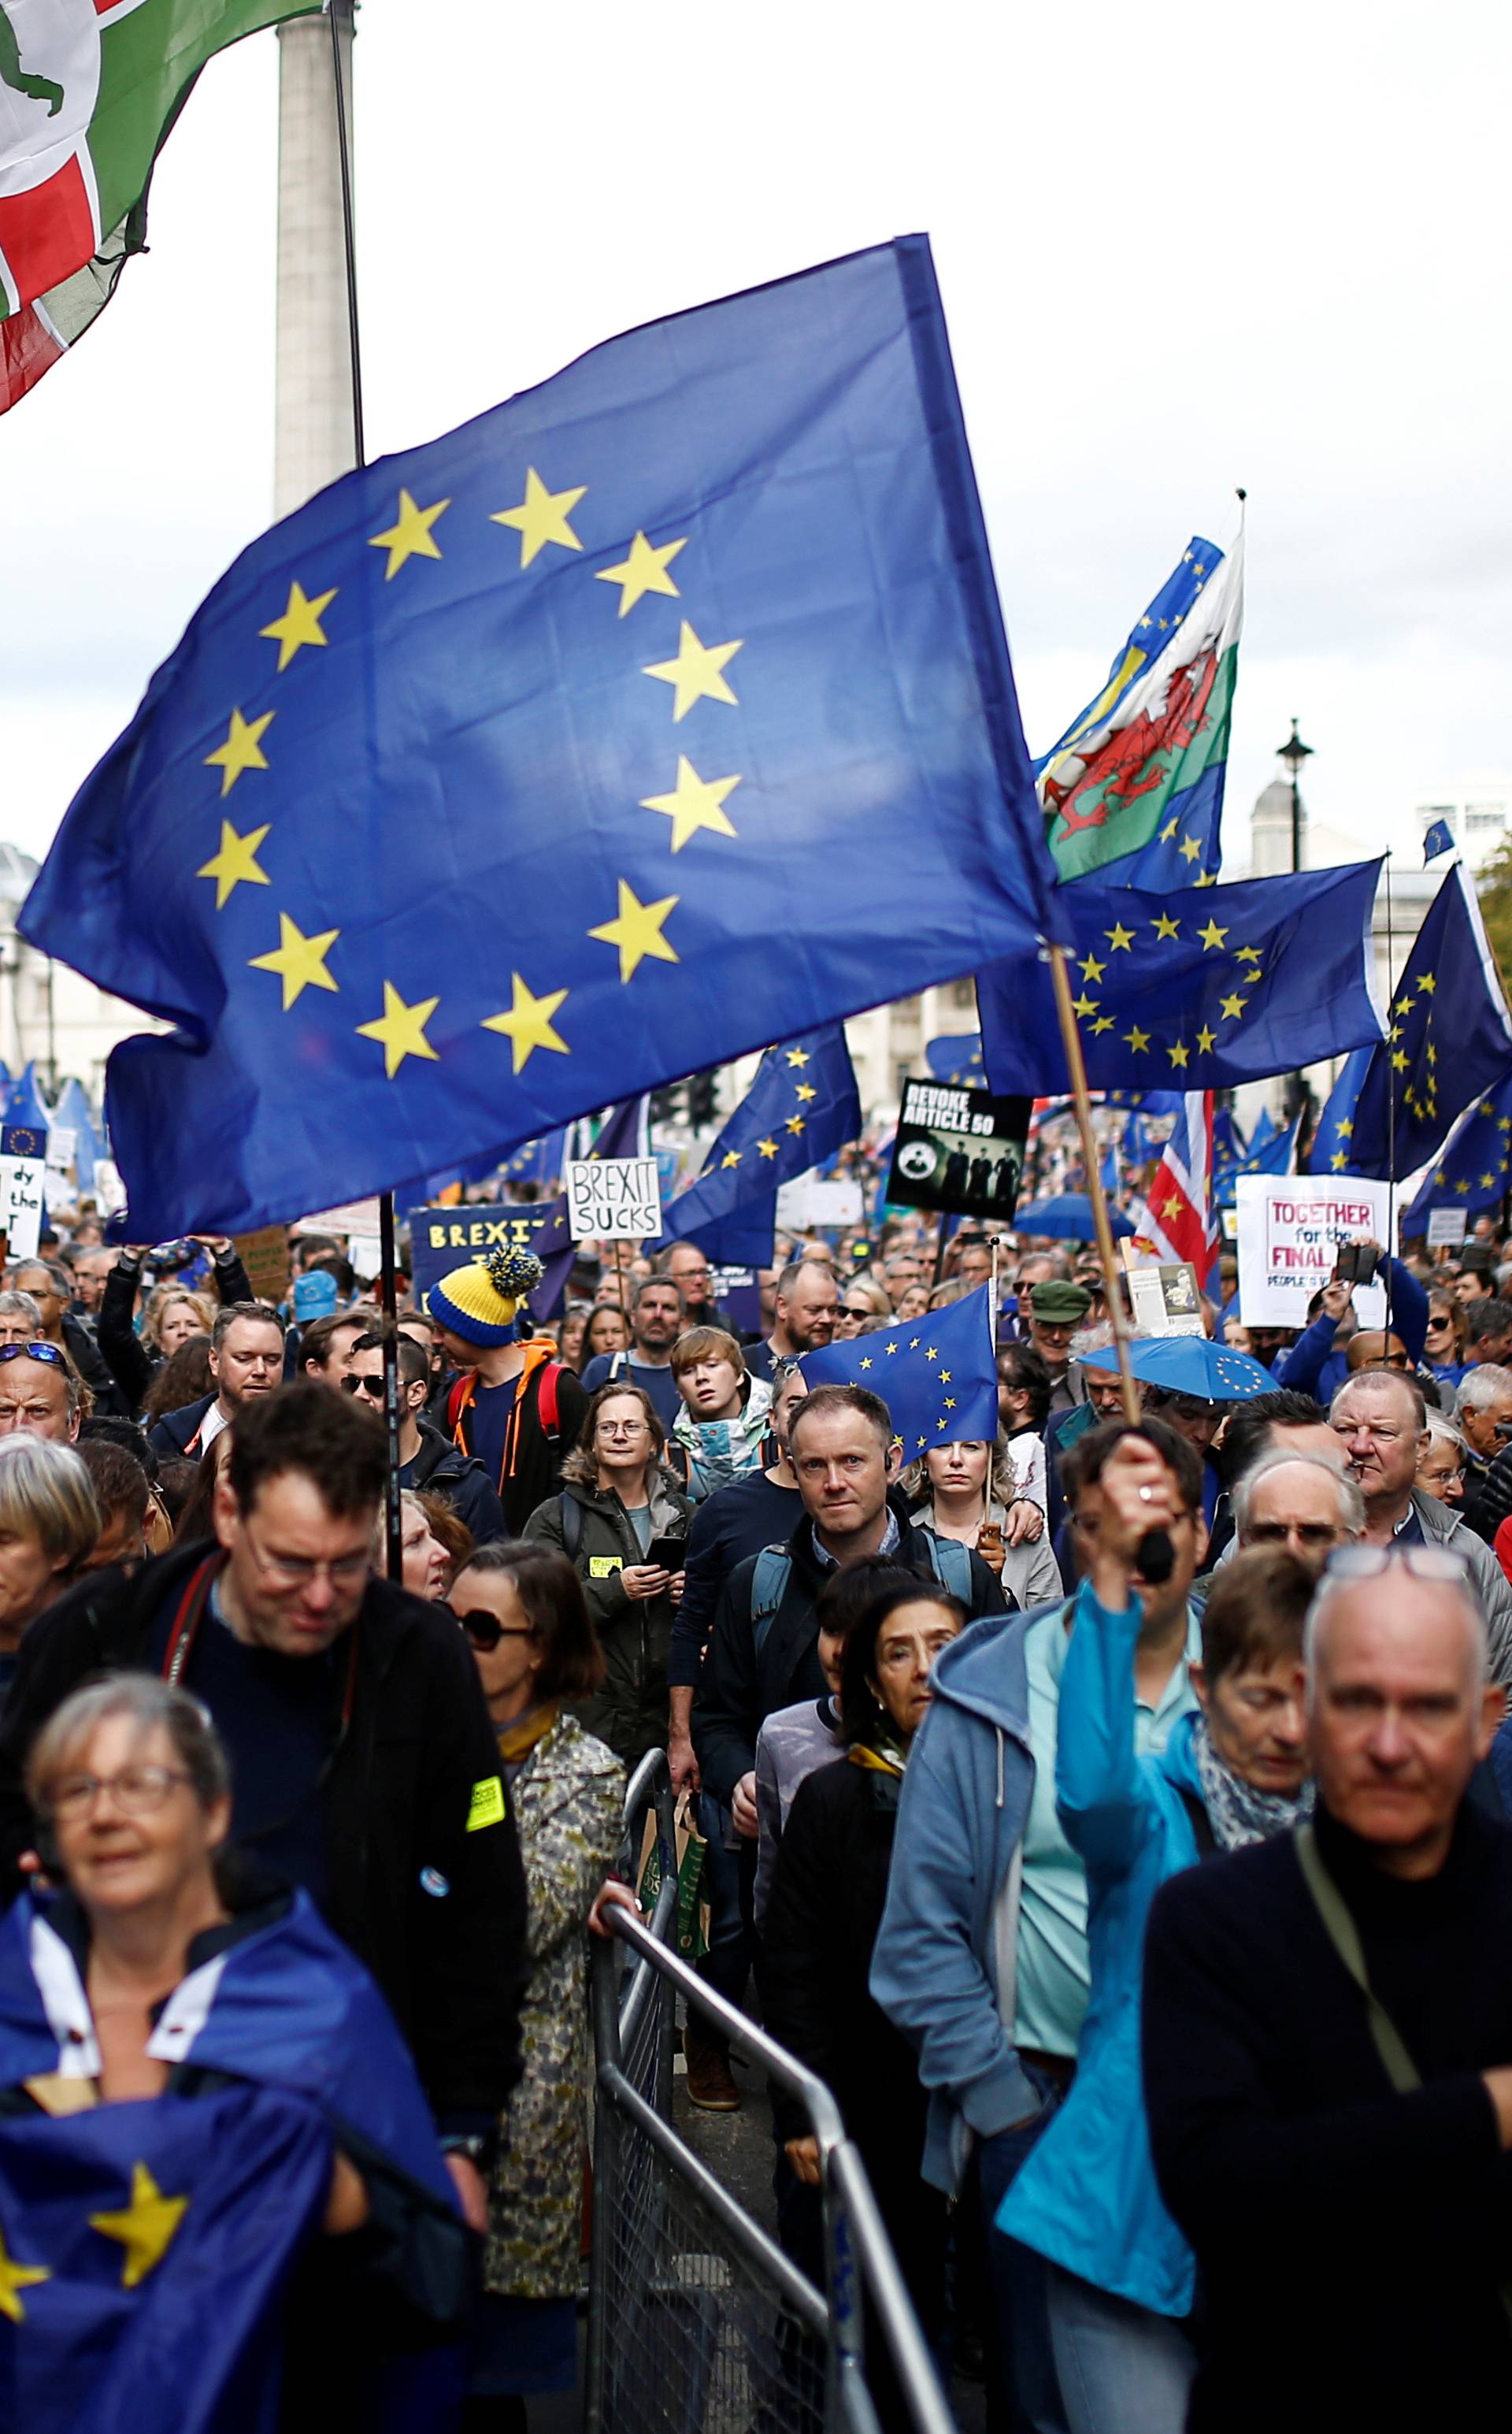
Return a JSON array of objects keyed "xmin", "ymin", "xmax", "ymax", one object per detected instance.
[{"xmin": 1046, "ymin": 944, "xmax": 1142, "ymax": 1427}]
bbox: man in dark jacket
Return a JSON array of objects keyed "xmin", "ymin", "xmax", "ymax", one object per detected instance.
[
  {"xmin": 94, "ymin": 1236, "xmax": 254, "ymax": 1416},
  {"xmin": 693, "ymin": 1382, "xmax": 1006, "ymax": 1820},
  {"xmin": 1143, "ymin": 1545, "xmax": 1512, "ymax": 2432},
  {"xmin": 147, "ymin": 1301, "xmax": 287, "ymax": 1458},
  {"xmin": 0, "ymin": 1382, "xmax": 528, "ymax": 2232},
  {"xmin": 342, "ymin": 1329, "xmax": 506, "ymax": 1544},
  {"xmin": 429, "ymin": 1249, "xmax": 587, "ymax": 1534}
]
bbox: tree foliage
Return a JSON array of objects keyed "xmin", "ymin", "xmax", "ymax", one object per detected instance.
[{"xmin": 1477, "ymin": 837, "xmax": 1512, "ymax": 1008}]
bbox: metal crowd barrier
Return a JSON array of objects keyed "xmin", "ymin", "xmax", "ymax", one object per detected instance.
[{"xmin": 585, "ymin": 1751, "xmax": 955, "ymax": 2434}]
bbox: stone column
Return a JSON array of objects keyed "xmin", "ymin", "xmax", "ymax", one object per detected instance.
[{"xmin": 272, "ymin": 8, "xmax": 356, "ymax": 521}]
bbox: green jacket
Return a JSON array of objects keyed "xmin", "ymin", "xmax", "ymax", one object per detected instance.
[{"xmin": 524, "ymin": 1471, "xmax": 693, "ymax": 1762}]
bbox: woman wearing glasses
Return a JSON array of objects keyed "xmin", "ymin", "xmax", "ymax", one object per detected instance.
[
  {"xmin": 449, "ymin": 1542, "xmax": 622, "ymax": 2431},
  {"xmin": 0, "ymin": 1674, "xmax": 472, "ymax": 2426},
  {"xmin": 1424, "ymin": 1293, "xmax": 1471, "ymax": 1389},
  {"xmin": 523, "ymin": 1386, "xmax": 691, "ymax": 1765}
]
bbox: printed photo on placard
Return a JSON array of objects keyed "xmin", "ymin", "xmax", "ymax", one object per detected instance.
[{"xmin": 887, "ymin": 1079, "xmax": 1031, "ymax": 1220}]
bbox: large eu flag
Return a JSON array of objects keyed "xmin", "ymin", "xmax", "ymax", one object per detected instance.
[
  {"xmin": 1403, "ymin": 1070, "xmax": 1512, "ymax": 1227},
  {"xmin": 1347, "ymin": 863, "xmax": 1512, "ymax": 1178},
  {"xmin": 661, "ymin": 1026, "xmax": 861, "ymax": 1265},
  {"xmin": 20, "ymin": 237, "xmax": 1061, "ymax": 1239},
  {"xmin": 979, "ymin": 862, "xmax": 1384, "ymax": 1095}
]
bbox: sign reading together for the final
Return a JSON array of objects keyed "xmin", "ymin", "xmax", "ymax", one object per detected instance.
[{"xmin": 887, "ymin": 1079, "xmax": 1030, "ymax": 1221}]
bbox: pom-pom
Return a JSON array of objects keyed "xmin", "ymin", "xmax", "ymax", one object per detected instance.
[{"xmin": 484, "ymin": 1243, "xmax": 544, "ymax": 1302}]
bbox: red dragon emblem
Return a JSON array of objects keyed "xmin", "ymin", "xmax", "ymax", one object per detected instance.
[{"xmin": 1046, "ymin": 647, "xmax": 1219, "ymax": 838}]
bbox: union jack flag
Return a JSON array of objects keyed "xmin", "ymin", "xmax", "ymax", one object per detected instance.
[{"xmin": 1128, "ymin": 1091, "xmax": 1218, "ymax": 1275}]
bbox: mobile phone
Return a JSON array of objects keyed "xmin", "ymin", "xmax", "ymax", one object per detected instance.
[
  {"xmin": 643, "ymin": 1534, "xmax": 687, "ymax": 1573},
  {"xmin": 978, "ymin": 1521, "xmax": 1004, "ymax": 1560}
]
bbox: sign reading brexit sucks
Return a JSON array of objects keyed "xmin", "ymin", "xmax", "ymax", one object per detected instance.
[
  {"xmin": 1236, "ymin": 1175, "xmax": 1390, "ymax": 1328},
  {"xmin": 566, "ymin": 1156, "xmax": 662, "ymax": 1242},
  {"xmin": 404, "ymin": 1203, "xmax": 558, "ymax": 1310}
]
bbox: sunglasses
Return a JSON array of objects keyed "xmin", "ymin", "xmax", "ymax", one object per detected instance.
[
  {"xmin": 340, "ymin": 1373, "xmax": 388, "ymax": 1400},
  {"xmin": 0, "ymin": 1342, "xmax": 66, "ymax": 1368},
  {"xmin": 447, "ymin": 1605, "xmax": 536, "ymax": 1653}
]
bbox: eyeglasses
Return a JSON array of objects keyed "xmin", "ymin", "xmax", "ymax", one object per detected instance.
[
  {"xmin": 447, "ymin": 1606, "xmax": 537, "ymax": 1653},
  {"xmin": 340, "ymin": 1373, "xmax": 387, "ymax": 1401},
  {"xmin": 1321, "ymin": 1542, "xmax": 1473, "ymax": 1585},
  {"xmin": 243, "ymin": 1526, "xmax": 370, "ymax": 1591},
  {"xmin": 1246, "ymin": 1521, "xmax": 1346, "ymax": 1549},
  {"xmin": 0, "ymin": 1342, "xmax": 65, "ymax": 1369},
  {"xmin": 597, "ymin": 1420, "xmax": 649, "ymax": 1440},
  {"xmin": 46, "ymin": 1764, "xmax": 192, "ymax": 1820}
]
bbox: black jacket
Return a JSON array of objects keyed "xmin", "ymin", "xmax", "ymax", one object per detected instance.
[
  {"xmin": 147, "ymin": 1390, "xmax": 221, "ymax": 1458},
  {"xmin": 692, "ymin": 1497, "xmax": 1007, "ymax": 1804},
  {"xmin": 448, "ymin": 1355, "xmax": 589, "ymax": 1534},
  {"xmin": 524, "ymin": 1472, "xmax": 693, "ymax": 1763},
  {"xmin": 97, "ymin": 1245, "xmax": 254, "ymax": 1416},
  {"xmin": 0, "ymin": 1541, "xmax": 529, "ymax": 2132},
  {"xmin": 399, "ymin": 1416, "xmax": 507, "ymax": 1544}
]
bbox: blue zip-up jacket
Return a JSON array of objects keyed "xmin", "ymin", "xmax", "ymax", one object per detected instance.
[
  {"xmin": 999, "ymin": 1581, "xmax": 1203, "ymax": 2313},
  {"xmin": 869, "ymin": 1600, "xmax": 1045, "ymax": 2195},
  {"xmin": 1277, "ymin": 1256, "xmax": 1428, "ymax": 1404}
]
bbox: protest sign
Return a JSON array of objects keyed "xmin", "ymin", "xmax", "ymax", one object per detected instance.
[
  {"xmin": 404, "ymin": 1203, "xmax": 559, "ymax": 1310},
  {"xmin": 1125, "ymin": 1259, "xmax": 1206, "ymax": 1338},
  {"xmin": 0, "ymin": 1157, "xmax": 44, "ymax": 1259},
  {"xmin": 1236, "ymin": 1175, "xmax": 1389, "ymax": 1328},
  {"xmin": 887, "ymin": 1080, "xmax": 1030, "ymax": 1221},
  {"xmin": 1427, "ymin": 1208, "xmax": 1469, "ymax": 1250},
  {"xmin": 775, "ymin": 1178, "xmax": 865, "ymax": 1231},
  {"xmin": 566, "ymin": 1156, "xmax": 662, "ymax": 1242},
  {"xmin": 234, "ymin": 1226, "xmax": 293, "ymax": 1307}
]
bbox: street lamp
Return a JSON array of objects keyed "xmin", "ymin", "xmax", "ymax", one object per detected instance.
[{"xmin": 1277, "ymin": 718, "xmax": 1314, "ymax": 872}]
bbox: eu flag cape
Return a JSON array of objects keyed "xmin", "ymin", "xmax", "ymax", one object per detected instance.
[{"xmin": 20, "ymin": 236, "xmax": 1062, "ymax": 1238}]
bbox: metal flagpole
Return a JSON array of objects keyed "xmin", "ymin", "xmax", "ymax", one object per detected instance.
[
  {"xmin": 326, "ymin": 0, "xmax": 402, "ymax": 1580},
  {"xmin": 1384, "ymin": 855, "xmax": 1396, "ymax": 1338}
]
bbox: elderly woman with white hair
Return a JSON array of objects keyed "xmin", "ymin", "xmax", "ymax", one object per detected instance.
[
  {"xmin": 0, "ymin": 1674, "xmax": 472, "ymax": 2427},
  {"xmin": 0, "ymin": 1435, "xmax": 102, "ymax": 1701}
]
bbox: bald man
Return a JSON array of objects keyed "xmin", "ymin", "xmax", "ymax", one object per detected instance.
[{"xmin": 1144, "ymin": 1550, "xmax": 1512, "ymax": 2432}]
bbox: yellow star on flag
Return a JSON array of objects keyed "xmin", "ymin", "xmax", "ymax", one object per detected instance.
[
  {"xmin": 595, "ymin": 530, "xmax": 686, "ymax": 615},
  {"xmin": 721, "ymin": 1150, "xmax": 742, "ymax": 1168},
  {"xmin": 481, "ymin": 973, "xmax": 570, "ymax": 1073},
  {"xmin": 1194, "ymin": 872, "xmax": 1218, "ymax": 889},
  {"xmin": 1092, "ymin": 1015, "xmax": 1115, "ymax": 1034},
  {"xmin": 0, "ymin": 2227, "xmax": 48, "ymax": 2322},
  {"xmin": 786, "ymin": 1047, "xmax": 811, "ymax": 1067},
  {"xmin": 356, "ymin": 981, "xmax": 441, "ymax": 1078},
  {"xmin": 1338, "ymin": 1118, "xmax": 1354, "ymax": 1137},
  {"xmin": 1073, "ymin": 993, "xmax": 1099, "ymax": 1019},
  {"xmin": 786, "ymin": 1114, "xmax": 806, "ymax": 1134},
  {"xmin": 1198, "ymin": 919, "xmax": 1228, "ymax": 951},
  {"xmin": 1124, "ymin": 1026, "xmax": 1151, "ymax": 1053},
  {"xmin": 1418, "ymin": 971, "xmax": 1438, "ymax": 994},
  {"xmin": 89, "ymin": 2161, "xmax": 189, "ymax": 2290},
  {"xmin": 1195, "ymin": 1024, "xmax": 1217, "ymax": 1052},
  {"xmin": 1168, "ymin": 1041, "xmax": 1190, "ymax": 1068},
  {"xmin": 1179, "ymin": 834, "xmax": 1202, "ymax": 863},
  {"xmin": 248, "ymin": 912, "xmax": 339, "ymax": 1009},
  {"xmin": 643, "ymin": 621, "xmax": 743, "ymax": 721},
  {"xmin": 640, "ymin": 757, "xmax": 741, "ymax": 852},
  {"xmin": 1105, "ymin": 922, "xmax": 1136, "ymax": 952},
  {"xmin": 1163, "ymin": 1194, "xmax": 1183, "ymax": 1219},
  {"xmin": 491, "ymin": 466, "xmax": 587, "ymax": 567},
  {"xmin": 1219, "ymin": 992, "xmax": 1248, "ymax": 1021},
  {"xmin": 1152, "ymin": 913, "xmax": 1180, "ymax": 941},
  {"xmin": 588, "ymin": 880, "xmax": 680, "ymax": 983},
  {"xmin": 859, "ymin": 1356, "xmax": 873, "ymax": 1370},
  {"xmin": 369, "ymin": 488, "xmax": 450, "ymax": 580},
  {"xmin": 1159, "ymin": 817, "xmax": 1179, "ymax": 843},
  {"xmin": 259, "ymin": 581, "xmax": 337, "ymax": 673},
  {"xmin": 197, "ymin": 820, "xmax": 271, "ymax": 910},
  {"xmin": 1482, "ymin": 1172, "xmax": 1499, "ymax": 1190},
  {"xmin": 756, "ymin": 1137, "xmax": 779, "ymax": 1159},
  {"xmin": 1235, "ymin": 942, "xmax": 1262, "ymax": 963},
  {"xmin": 204, "ymin": 707, "xmax": 273, "ymax": 796},
  {"xmin": 795, "ymin": 1082, "xmax": 817, "ymax": 1102},
  {"xmin": 1078, "ymin": 953, "xmax": 1106, "ymax": 983},
  {"xmin": 1331, "ymin": 1151, "xmax": 1348, "ymax": 1171}
]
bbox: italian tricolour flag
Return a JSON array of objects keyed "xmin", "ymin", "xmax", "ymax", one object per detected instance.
[{"xmin": 0, "ymin": 0, "xmax": 315, "ymax": 414}]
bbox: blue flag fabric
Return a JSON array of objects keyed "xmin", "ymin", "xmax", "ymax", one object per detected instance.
[
  {"xmin": 798, "ymin": 1280, "xmax": 999, "ymax": 1455},
  {"xmin": 1210, "ymin": 1105, "xmax": 1246, "ymax": 1171},
  {"xmin": 1403, "ymin": 1070, "xmax": 1512, "ymax": 1227},
  {"xmin": 2, "ymin": 1061, "xmax": 51, "ymax": 1161},
  {"xmin": 660, "ymin": 1026, "xmax": 861, "ymax": 1266},
  {"xmin": 1214, "ymin": 1111, "xmax": 1301, "ymax": 1206},
  {"xmin": 925, "ymin": 1033, "xmax": 985, "ymax": 1087},
  {"xmin": 20, "ymin": 236, "xmax": 1062, "ymax": 1239},
  {"xmin": 1104, "ymin": 1089, "xmax": 1187, "ymax": 1118},
  {"xmin": 979, "ymin": 862, "xmax": 1384, "ymax": 1096},
  {"xmin": 1306, "ymin": 1045, "xmax": 1373, "ymax": 1175},
  {"xmin": 1423, "ymin": 818, "xmax": 1455, "ymax": 863},
  {"xmin": 51, "ymin": 1078, "xmax": 102, "ymax": 1195},
  {"xmin": 1346, "ymin": 864, "xmax": 1512, "ymax": 1178}
]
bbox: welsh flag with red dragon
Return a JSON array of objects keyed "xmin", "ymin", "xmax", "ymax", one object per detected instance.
[{"xmin": 0, "ymin": 0, "xmax": 315, "ymax": 414}]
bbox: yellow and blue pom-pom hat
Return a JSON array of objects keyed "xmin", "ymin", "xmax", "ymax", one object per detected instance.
[{"xmin": 429, "ymin": 1245, "xmax": 546, "ymax": 1346}]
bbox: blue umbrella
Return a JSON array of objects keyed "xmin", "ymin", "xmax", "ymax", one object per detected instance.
[
  {"xmin": 1014, "ymin": 1194, "xmax": 1135, "ymax": 1243},
  {"xmin": 1080, "ymin": 1336, "xmax": 1277, "ymax": 1402}
]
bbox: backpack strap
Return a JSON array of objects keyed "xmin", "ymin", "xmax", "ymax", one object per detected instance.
[
  {"xmin": 1175, "ymin": 1783, "xmax": 1219, "ymax": 1861},
  {"xmin": 921, "ymin": 1531, "xmax": 973, "ymax": 1605},
  {"xmin": 558, "ymin": 1490, "xmax": 584, "ymax": 1563},
  {"xmin": 750, "ymin": 1545, "xmax": 792, "ymax": 1662},
  {"xmin": 537, "ymin": 1360, "xmax": 563, "ymax": 1447},
  {"xmin": 1294, "ymin": 1822, "xmax": 1421, "ymax": 2095}
]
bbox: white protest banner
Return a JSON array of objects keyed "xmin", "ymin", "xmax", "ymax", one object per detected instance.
[
  {"xmin": 566, "ymin": 1156, "xmax": 662, "ymax": 1242},
  {"xmin": 1427, "ymin": 1208, "xmax": 1469, "ymax": 1249},
  {"xmin": 1236, "ymin": 1174, "xmax": 1390, "ymax": 1329},
  {"xmin": 775, "ymin": 1178, "xmax": 865, "ymax": 1231},
  {"xmin": 44, "ymin": 1125, "xmax": 76, "ymax": 1197},
  {"xmin": 0, "ymin": 1158, "xmax": 45, "ymax": 1259}
]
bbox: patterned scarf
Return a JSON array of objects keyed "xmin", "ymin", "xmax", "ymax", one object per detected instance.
[
  {"xmin": 847, "ymin": 1725, "xmax": 912, "ymax": 1780},
  {"xmin": 1191, "ymin": 1714, "xmax": 1314, "ymax": 1850}
]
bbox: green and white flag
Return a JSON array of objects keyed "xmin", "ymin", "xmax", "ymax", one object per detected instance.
[{"xmin": 0, "ymin": 0, "xmax": 316, "ymax": 414}]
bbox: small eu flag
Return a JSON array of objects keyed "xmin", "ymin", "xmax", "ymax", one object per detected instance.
[
  {"xmin": 1304, "ymin": 1045, "xmax": 1373, "ymax": 1175},
  {"xmin": 661, "ymin": 1026, "xmax": 861, "ymax": 1266},
  {"xmin": 925, "ymin": 1033, "xmax": 985, "ymax": 1087},
  {"xmin": 1346, "ymin": 863, "xmax": 1512, "ymax": 1178},
  {"xmin": 1423, "ymin": 818, "xmax": 1456, "ymax": 864},
  {"xmin": 19, "ymin": 236, "xmax": 1062, "ymax": 1239},
  {"xmin": 979, "ymin": 862, "xmax": 1384, "ymax": 1095},
  {"xmin": 1403, "ymin": 1070, "xmax": 1512, "ymax": 1227},
  {"xmin": 799, "ymin": 1281, "xmax": 999, "ymax": 1454}
]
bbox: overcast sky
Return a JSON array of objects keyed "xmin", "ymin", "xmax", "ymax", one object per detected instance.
[{"xmin": 3, "ymin": 0, "xmax": 1507, "ymax": 883}]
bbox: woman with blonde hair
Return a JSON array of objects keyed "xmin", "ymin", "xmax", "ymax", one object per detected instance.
[{"xmin": 903, "ymin": 1435, "xmax": 1062, "ymax": 1608}]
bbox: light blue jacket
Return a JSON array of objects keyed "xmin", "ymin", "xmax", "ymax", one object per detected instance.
[
  {"xmin": 998, "ymin": 1583, "xmax": 1202, "ymax": 2315},
  {"xmin": 869, "ymin": 1601, "xmax": 1043, "ymax": 2195}
]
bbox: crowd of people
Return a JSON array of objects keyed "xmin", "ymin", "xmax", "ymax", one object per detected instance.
[{"xmin": 3, "ymin": 1184, "xmax": 1512, "ymax": 2429}]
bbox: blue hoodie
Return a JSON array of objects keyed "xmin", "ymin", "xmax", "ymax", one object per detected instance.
[
  {"xmin": 1277, "ymin": 1255, "xmax": 1428, "ymax": 1404},
  {"xmin": 869, "ymin": 1601, "xmax": 1042, "ymax": 2195},
  {"xmin": 998, "ymin": 1586, "xmax": 1203, "ymax": 2314}
]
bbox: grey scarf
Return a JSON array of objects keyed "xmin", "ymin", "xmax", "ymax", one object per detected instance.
[{"xmin": 1191, "ymin": 1714, "xmax": 1314, "ymax": 1850}]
